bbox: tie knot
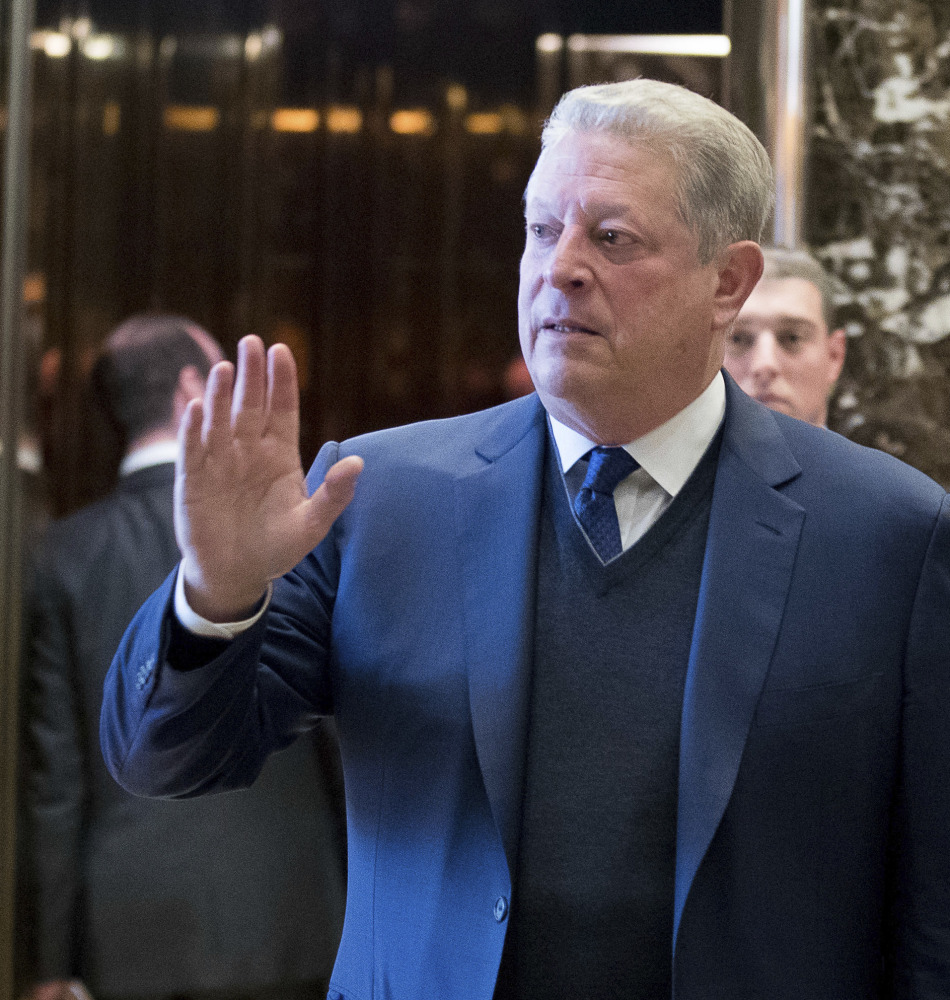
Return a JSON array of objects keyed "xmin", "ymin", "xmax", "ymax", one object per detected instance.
[{"xmin": 581, "ymin": 446, "xmax": 639, "ymax": 497}]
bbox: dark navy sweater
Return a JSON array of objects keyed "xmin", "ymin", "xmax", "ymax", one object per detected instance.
[{"xmin": 495, "ymin": 431, "xmax": 720, "ymax": 1000}]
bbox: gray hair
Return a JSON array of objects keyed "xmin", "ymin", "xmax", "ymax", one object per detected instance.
[
  {"xmin": 541, "ymin": 79, "xmax": 774, "ymax": 263},
  {"xmin": 760, "ymin": 245, "xmax": 838, "ymax": 330}
]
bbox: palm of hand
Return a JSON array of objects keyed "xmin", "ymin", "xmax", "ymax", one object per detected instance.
[
  {"xmin": 176, "ymin": 337, "xmax": 362, "ymax": 622},
  {"xmin": 178, "ymin": 438, "xmax": 308, "ymax": 592}
]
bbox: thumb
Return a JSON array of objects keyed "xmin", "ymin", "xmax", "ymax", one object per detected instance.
[{"xmin": 304, "ymin": 455, "xmax": 364, "ymax": 541}]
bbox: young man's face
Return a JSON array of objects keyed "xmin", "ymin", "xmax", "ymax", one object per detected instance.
[{"xmin": 725, "ymin": 276, "xmax": 846, "ymax": 427}]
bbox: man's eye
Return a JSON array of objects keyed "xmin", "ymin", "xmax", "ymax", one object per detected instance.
[
  {"xmin": 600, "ymin": 229, "xmax": 628, "ymax": 245},
  {"xmin": 728, "ymin": 333, "xmax": 754, "ymax": 352},
  {"xmin": 779, "ymin": 333, "xmax": 803, "ymax": 351},
  {"xmin": 528, "ymin": 223, "xmax": 555, "ymax": 241}
]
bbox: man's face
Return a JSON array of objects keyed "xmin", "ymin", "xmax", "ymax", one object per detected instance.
[
  {"xmin": 725, "ymin": 276, "xmax": 845, "ymax": 427},
  {"xmin": 518, "ymin": 129, "xmax": 729, "ymax": 444}
]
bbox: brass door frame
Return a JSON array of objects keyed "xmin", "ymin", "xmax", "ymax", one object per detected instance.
[
  {"xmin": 724, "ymin": 0, "xmax": 810, "ymax": 248},
  {"xmin": 0, "ymin": 0, "xmax": 36, "ymax": 994}
]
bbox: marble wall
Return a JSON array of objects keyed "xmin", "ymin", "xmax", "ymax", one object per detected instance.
[{"xmin": 807, "ymin": 0, "xmax": 950, "ymax": 483}]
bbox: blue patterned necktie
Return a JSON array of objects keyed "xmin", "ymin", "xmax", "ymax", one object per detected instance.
[{"xmin": 572, "ymin": 446, "xmax": 639, "ymax": 561}]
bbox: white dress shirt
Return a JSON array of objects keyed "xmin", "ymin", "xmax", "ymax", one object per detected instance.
[
  {"xmin": 550, "ymin": 371, "xmax": 726, "ymax": 552},
  {"xmin": 119, "ymin": 438, "xmax": 180, "ymax": 477},
  {"xmin": 176, "ymin": 372, "xmax": 726, "ymax": 636}
]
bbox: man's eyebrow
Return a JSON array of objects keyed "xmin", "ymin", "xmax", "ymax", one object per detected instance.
[
  {"xmin": 734, "ymin": 314, "xmax": 821, "ymax": 331},
  {"xmin": 523, "ymin": 195, "xmax": 552, "ymax": 215},
  {"xmin": 585, "ymin": 201, "xmax": 635, "ymax": 220},
  {"xmin": 523, "ymin": 198, "xmax": 636, "ymax": 220}
]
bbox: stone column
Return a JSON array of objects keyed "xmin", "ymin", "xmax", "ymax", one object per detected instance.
[{"xmin": 806, "ymin": 1, "xmax": 950, "ymax": 482}]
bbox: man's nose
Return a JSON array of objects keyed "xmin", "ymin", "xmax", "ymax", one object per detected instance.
[
  {"xmin": 543, "ymin": 228, "xmax": 590, "ymax": 291},
  {"xmin": 749, "ymin": 332, "xmax": 780, "ymax": 378}
]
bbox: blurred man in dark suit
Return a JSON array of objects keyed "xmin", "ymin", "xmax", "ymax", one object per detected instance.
[{"xmin": 20, "ymin": 315, "xmax": 346, "ymax": 1000}]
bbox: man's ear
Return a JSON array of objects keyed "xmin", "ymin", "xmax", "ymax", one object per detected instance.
[
  {"xmin": 173, "ymin": 365, "xmax": 206, "ymax": 423},
  {"xmin": 827, "ymin": 327, "xmax": 847, "ymax": 383},
  {"xmin": 177, "ymin": 365, "xmax": 205, "ymax": 403},
  {"xmin": 712, "ymin": 241, "xmax": 764, "ymax": 332}
]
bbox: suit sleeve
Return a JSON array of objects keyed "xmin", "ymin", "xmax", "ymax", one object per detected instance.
[
  {"xmin": 100, "ymin": 441, "xmax": 344, "ymax": 799},
  {"xmin": 20, "ymin": 555, "xmax": 85, "ymax": 980},
  {"xmin": 887, "ymin": 492, "xmax": 950, "ymax": 996}
]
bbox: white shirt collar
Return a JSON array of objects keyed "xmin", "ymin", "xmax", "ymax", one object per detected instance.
[
  {"xmin": 119, "ymin": 439, "xmax": 179, "ymax": 477},
  {"xmin": 549, "ymin": 371, "xmax": 726, "ymax": 498}
]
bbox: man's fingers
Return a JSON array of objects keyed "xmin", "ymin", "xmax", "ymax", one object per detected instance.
[
  {"xmin": 232, "ymin": 335, "xmax": 267, "ymax": 438},
  {"xmin": 304, "ymin": 456, "xmax": 364, "ymax": 539},
  {"xmin": 267, "ymin": 344, "xmax": 299, "ymax": 412},
  {"xmin": 202, "ymin": 360, "xmax": 235, "ymax": 449},
  {"xmin": 179, "ymin": 397, "xmax": 205, "ymax": 474},
  {"xmin": 265, "ymin": 340, "xmax": 299, "ymax": 410},
  {"xmin": 324, "ymin": 455, "xmax": 364, "ymax": 495}
]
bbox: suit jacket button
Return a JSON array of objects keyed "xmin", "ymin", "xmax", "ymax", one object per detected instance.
[{"xmin": 493, "ymin": 896, "xmax": 508, "ymax": 922}]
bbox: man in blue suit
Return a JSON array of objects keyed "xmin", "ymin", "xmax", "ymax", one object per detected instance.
[{"xmin": 101, "ymin": 79, "xmax": 950, "ymax": 999}]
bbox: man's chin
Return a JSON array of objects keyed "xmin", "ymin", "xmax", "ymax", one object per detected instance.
[
  {"xmin": 755, "ymin": 394, "xmax": 795, "ymax": 416},
  {"xmin": 529, "ymin": 356, "xmax": 597, "ymax": 404},
  {"xmin": 533, "ymin": 378, "xmax": 600, "ymax": 432}
]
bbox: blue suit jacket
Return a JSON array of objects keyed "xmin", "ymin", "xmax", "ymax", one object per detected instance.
[{"xmin": 102, "ymin": 377, "xmax": 950, "ymax": 999}]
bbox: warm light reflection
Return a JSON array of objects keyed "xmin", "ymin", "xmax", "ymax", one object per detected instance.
[
  {"xmin": 32, "ymin": 31, "xmax": 72, "ymax": 58},
  {"xmin": 446, "ymin": 84, "xmax": 468, "ymax": 112},
  {"xmin": 774, "ymin": 0, "xmax": 807, "ymax": 247},
  {"xmin": 262, "ymin": 26, "xmax": 283, "ymax": 50},
  {"xmin": 271, "ymin": 108, "xmax": 320, "ymax": 133},
  {"xmin": 163, "ymin": 105, "xmax": 220, "ymax": 132},
  {"xmin": 325, "ymin": 106, "xmax": 363, "ymax": 133},
  {"xmin": 499, "ymin": 104, "xmax": 528, "ymax": 134},
  {"xmin": 566, "ymin": 34, "xmax": 731, "ymax": 57},
  {"xmin": 784, "ymin": 0, "xmax": 805, "ymax": 117},
  {"xmin": 465, "ymin": 112, "xmax": 503, "ymax": 135},
  {"xmin": 245, "ymin": 34, "xmax": 264, "ymax": 60},
  {"xmin": 390, "ymin": 109, "xmax": 435, "ymax": 136},
  {"xmin": 82, "ymin": 35, "xmax": 118, "ymax": 60},
  {"xmin": 243, "ymin": 26, "xmax": 281, "ymax": 59},
  {"xmin": 536, "ymin": 33, "xmax": 564, "ymax": 53},
  {"xmin": 220, "ymin": 36, "xmax": 243, "ymax": 59},
  {"xmin": 102, "ymin": 101, "xmax": 121, "ymax": 136},
  {"xmin": 23, "ymin": 273, "xmax": 45, "ymax": 305}
]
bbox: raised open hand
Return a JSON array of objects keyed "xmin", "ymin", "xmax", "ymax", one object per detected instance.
[{"xmin": 175, "ymin": 335, "xmax": 363, "ymax": 622}]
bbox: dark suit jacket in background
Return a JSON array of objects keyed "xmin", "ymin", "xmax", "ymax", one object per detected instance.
[
  {"xmin": 21, "ymin": 462, "xmax": 347, "ymax": 998},
  {"xmin": 102, "ymin": 382, "xmax": 950, "ymax": 1000}
]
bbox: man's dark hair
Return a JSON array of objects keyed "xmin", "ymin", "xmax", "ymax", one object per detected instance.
[
  {"xmin": 760, "ymin": 245, "xmax": 838, "ymax": 331},
  {"xmin": 92, "ymin": 314, "xmax": 217, "ymax": 442}
]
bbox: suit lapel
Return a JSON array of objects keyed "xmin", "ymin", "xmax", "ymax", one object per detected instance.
[
  {"xmin": 455, "ymin": 395, "xmax": 548, "ymax": 872},
  {"xmin": 673, "ymin": 380, "xmax": 805, "ymax": 949},
  {"xmin": 452, "ymin": 383, "xmax": 806, "ymax": 918}
]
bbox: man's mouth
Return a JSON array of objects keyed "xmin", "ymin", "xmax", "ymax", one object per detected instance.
[{"xmin": 542, "ymin": 320, "xmax": 598, "ymax": 335}]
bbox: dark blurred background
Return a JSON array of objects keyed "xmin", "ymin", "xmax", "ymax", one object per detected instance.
[{"xmin": 27, "ymin": 0, "xmax": 722, "ymax": 515}]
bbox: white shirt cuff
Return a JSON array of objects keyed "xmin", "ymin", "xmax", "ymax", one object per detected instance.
[{"xmin": 173, "ymin": 563, "xmax": 273, "ymax": 639}]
